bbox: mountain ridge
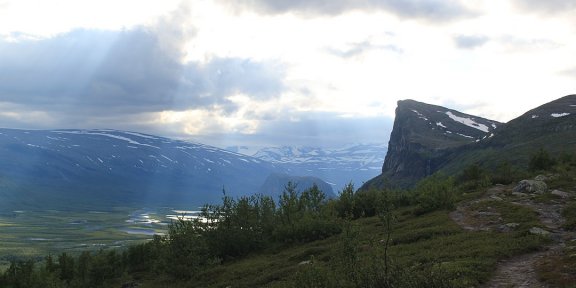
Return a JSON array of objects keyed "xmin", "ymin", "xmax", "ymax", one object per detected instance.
[
  {"xmin": 362, "ymin": 95, "xmax": 576, "ymax": 189},
  {"xmin": 252, "ymin": 143, "xmax": 387, "ymax": 190},
  {"xmin": 0, "ymin": 128, "xmax": 279, "ymax": 209}
]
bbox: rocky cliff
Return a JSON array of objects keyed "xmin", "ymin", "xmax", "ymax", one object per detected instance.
[
  {"xmin": 365, "ymin": 100, "xmax": 499, "ymax": 188},
  {"xmin": 363, "ymin": 95, "xmax": 576, "ymax": 190}
]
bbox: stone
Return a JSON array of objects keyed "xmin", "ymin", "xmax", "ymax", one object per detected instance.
[
  {"xmin": 534, "ymin": 175, "xmax": 548, "ymax": 181},
  {"xmin": 529, "ymin": 227, "xmax": 550, "ymax": 236},
  {"xmin": 298, "ymin": 260, "xmax": 312, "ymax": 265},
  {"xmin": 551, "ymin": 189, "xmax": 570, "ymax": 198},
  {"xmin": 513, "ymin": 180, "xmax": 548, "ymax": 194},
  {"xmin": 474, "ymin": 211, "xmax": 500, "ymax": 217},
  {"xmin": 505, "ymin": 223, "xmax": 520, "ymax": 229},
  {"xmin": 512, "ymin": 192, "xmax": 528, "ymax": 197},
  {"xmin": 490, "ymin": 196, "xmax": 504, "ymax": 201}
]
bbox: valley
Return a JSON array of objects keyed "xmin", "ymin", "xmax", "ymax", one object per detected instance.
[{"xmin": 0, "ymin": 206, "xmax": 201, "ymax": 257}]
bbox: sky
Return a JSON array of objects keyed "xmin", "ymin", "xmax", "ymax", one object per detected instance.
[{"xmin": 0, "ymin": 0, "xmax": 575, "ymax": 154}]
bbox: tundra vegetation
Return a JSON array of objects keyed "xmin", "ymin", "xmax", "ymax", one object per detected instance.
[{"xmin": 1, "ymin": 149, "xmax": 575, "ymax": 287}]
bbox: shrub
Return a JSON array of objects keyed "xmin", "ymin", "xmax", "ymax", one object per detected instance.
[
  {"xmin": 529, "ymin": 148, "xmax": 556, "ymax": 172},
  {"xmin": 415, "ymin": 174, "xmax": 457, "ymax": 214}
]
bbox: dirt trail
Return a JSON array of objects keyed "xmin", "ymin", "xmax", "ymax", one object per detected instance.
[{"xmin": 449, "ymin": 185, "xmax": 574, "ymax": 288}]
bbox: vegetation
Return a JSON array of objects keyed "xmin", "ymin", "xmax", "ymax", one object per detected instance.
[{"xmin": 2, "ymin": 148, "xmax": 575, "ymax": 287}]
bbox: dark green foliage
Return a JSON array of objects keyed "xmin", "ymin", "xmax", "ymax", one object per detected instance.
[
  {"xmin": 529, "ymin": 148, "xmax": 556, "ymax": 172},
  {"xmin": 274, "ymin": 183, "xmax": 341, "ymax": 243},
  {"xmin": 166, "ymin": 218, "xmax": 211, "ymax": 279},
  {"xmin": 562, "ymin": 202, "xmax": 576, "ymax": 231},
  {"xmin": 57, "ymin": 252, "xmax": 74, "ymax": 284},
  {"xmin": 335, "ymin": 183, "xmax": 355, "ymax": 218},
  {"xmin": 415, "ymin": 174, "xmax": 457, "ymax": 214},
  {"xmin": 490, "ymin": 160, "xmax": 523, "ymax": 185},
  {"xmin": 458, "ymin": 164, "xmax": 491, "ymax": 191}
]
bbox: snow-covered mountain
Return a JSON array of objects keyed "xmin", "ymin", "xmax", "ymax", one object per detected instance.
[
  {"xmin": 0, "ymin": 128, "xmax": 279, "ymax": 209},
  {"xmin": 252, "ymin": 144, "xmax": 387, "ymax": 191}
]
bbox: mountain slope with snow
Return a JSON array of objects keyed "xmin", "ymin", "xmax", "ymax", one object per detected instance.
[
  {"xmin": 252, "ymin": 144, "xmax": 387, "ymax": 190},
  {"xmin": 0, "ymin": 129, "xmax": 278, "ymax": 209}
]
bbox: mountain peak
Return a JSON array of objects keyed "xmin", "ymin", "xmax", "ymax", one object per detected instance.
[
  {"xmin": 362, "ymin": 95, "xmax": 576, "ymax": 190},
  {"xmin": 363, "ymin": 100, "xmax": 500, "ymax": 188}
]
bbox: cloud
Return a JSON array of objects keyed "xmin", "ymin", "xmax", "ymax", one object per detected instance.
[
  {"xmin": 560, "ymin": 68, "xmax": 576, "ymax": 78},
  {"xmin": 453, "ymin": 35, "xmax": 489, "ymax": 49},
  {"xmin": 513, "ymin": 0, "xmax": 576, "ymax": 14},
  {"xmin": 0, "ymin": 7, "xmax": 285, "ymax": 118},
  {"xmin": 222, "ymin": 0, "xmax": 475, "ymax": 22},
  {"xmin": 326, "ymin": 40, "xmax": 402, "ymax": 58},
  {"xmin": 196, "ymin": 111, "xmax": 394, "ymax": 149}
]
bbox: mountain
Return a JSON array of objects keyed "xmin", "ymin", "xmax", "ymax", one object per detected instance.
[
  {"xmin": 257, "ymin": 173, "xmax": 336, "ymax": 199},
  {"xmin": 0, "ymin": 129, "xmax": 279, "ymax": 209},
  {"xmin": 252, "ymin": 144, "xmax": 387, "ymax": 191},
  {"xmin": 363, "ymin": 100, "xmax": 500, "ymax": 188},
  {"xmin": 362, "ymin": 95, "xmax": 576, "ymax": 189}
]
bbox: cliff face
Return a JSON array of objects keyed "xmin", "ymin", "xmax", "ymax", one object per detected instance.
[
  {"xmin": 364, "ymin": 99, "xmax": 500, "ymax": 188},
  {"xmin": 363, "ymin": 95, "xmax": 576, "ymax": 190}
]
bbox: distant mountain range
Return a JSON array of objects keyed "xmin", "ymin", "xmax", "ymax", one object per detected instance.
[
  {"xmin": 362, "ymin": 94, "xmax": 576, "ymax": 189},
  {"xmin": 252, "ymin": 144, "xmax": 387, "ymax": 191},
  {"xmin": 0, "ymin": 129, "xmax": 282, "ymax": 209},
  {"xmin": 0, "ymin": 129, "xmax": 382, "ymax": 210}
]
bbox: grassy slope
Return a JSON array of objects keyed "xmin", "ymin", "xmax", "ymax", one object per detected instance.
[{"xmin": 137, "ymin": 202, "xmax": 548, "ymax": 287}]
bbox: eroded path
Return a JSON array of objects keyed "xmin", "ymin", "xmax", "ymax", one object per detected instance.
[{"xmin": 449, "ymin": 185, "xmax": 574, "ymax": 288}]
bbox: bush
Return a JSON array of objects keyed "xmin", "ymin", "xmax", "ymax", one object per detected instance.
[
  {"xmin": 415, "ymin": 174, "xmax": 457, "ymax": 214},
  {"xmin": 529, "ymin": 148, "xmax": 556, "ymax": 172}
]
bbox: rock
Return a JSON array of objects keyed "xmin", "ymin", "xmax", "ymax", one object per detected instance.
[
  {"xmin": 534, "ymin": 175, "xmax": 548, "ymax": 181},
  {"xmin": 529, "ymin": 227, "xmax": 550, "ymax": 236},
  {"xmin": 490, "ymin": 196, "xmax": 504, "ymax": 201},
  {"xmin": 551, "ymin": 189, "xmax": 570, "ymax": 198},
  {"xmin": 474, "ymin": 211, "xmax": 500, "ymax": 216},
  {"xmin": 499, "ymin": 223, "xmax": 520, "ymax": 232},
  {"xmin": 298, "ymin": 260, "xmax": 312, "ymax": 265},
  {"xmin": 513, "ymin": 180, "xmax": 548, "ymax": 194},
  {"xmin": 512, "ymin": 192, "xmax": 528, "ymax": 197}
]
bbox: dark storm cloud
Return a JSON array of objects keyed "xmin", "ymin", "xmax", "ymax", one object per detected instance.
[
  {"xmin": 223, "ymin": 0, "xmax": 476, "ymax": 21},
  {"xmin": 0, "ymin": 27, "xmax": 284, "ymax": 116},
  {"xmin": 453, "ymin": 35, "xmax": 489, "ymax": 49},
  {"xmin": 513, "ymin": 0, "xmax": 576, "ymax": 14}
]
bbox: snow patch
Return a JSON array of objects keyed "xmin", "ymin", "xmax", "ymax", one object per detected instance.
[
  {"xmin": 160, "ymin": 154, "xmax": 176, "ymax": 163},
  {"xmin": 445, "ymin": 111, "xmax": 489, "ymax": 133},
  {"xmin": 531, "ymin": 115, "xmax": 539, "ymax": 119},
  {"xmin": 411, "ymin": 110, "xmax": 428, "ymax": 121},
  {"xmin": 436, "ymin": 122, "xmax": 447, "ymax": 128},
  {"xmin": 456, "ymin": 133, "xmax": 474, "ymax": 139},
  {"xmin": 551, "ymin": 112, "xmax": 570, "ymax": 118},
  {"xmin": 55, "ymin": 130, "xmax": 160, "ymax": 149}
]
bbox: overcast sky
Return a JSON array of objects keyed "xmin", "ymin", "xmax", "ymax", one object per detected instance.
[{"xmin": 0, "ymin": 0, "xmax": 574, "ymax": 153}]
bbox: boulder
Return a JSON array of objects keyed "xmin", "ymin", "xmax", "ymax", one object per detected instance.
[
  {"xmin": 512, "ymin": 192, "xmax": 528, "ymax": 197},
  {"xmin": 534, "ymin": 175, "xmax": 548, "ymax": 181},
  {"xmin": 529, "ymin": 227, "xmax": 550, "ymax": 236},
  {"xmin": 551, "ymin": 189, "xmax": 570, "ymax": 198},
  {"xmin": 513, "ymin": 180, "xmax": 548, "ymax": 194}
]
